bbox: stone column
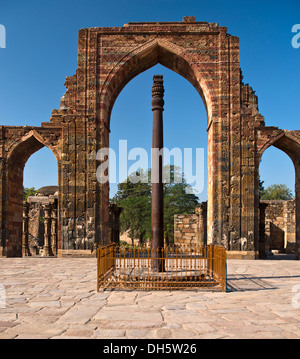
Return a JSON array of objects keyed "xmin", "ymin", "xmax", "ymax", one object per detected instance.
[
  {"xmin": 42, "ymin": 204, "xmax": 53, "ymax": 257},
  {"xmin": 259, "ymin": 202, "xmax": 268, "ymax": 258},
  {"xmin": 110, "ymin": 204, "xmax": 122, "ymax": 244},
  {"xmin": 196, "ymin": 202, "xmax": 207, "ymax": 246},
  {"xmin": 51, "ymin": 200, "xmax": 58, "ymax": 255},
  {"xmin": 151, "ymin": 75, "xmax": 165, "ymax": 272},
  {"xmin": 295, "ymin": 171, "xmax": 300, "ymax": 260},
  {"xmin": 0, "ymin": 154, "xmax": 5, "ymax": 257},
  {"xmin": 22, "ymin": 201, "xmax": 31, "ymax": 257}
]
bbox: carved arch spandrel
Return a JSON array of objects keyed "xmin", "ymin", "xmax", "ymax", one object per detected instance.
[
  {"xmin": 6, "ymin": 128, "xmax": 62, "ymax": 166},
  {"xmin": 98, "ymin": 37, "xmax": 217, "ymax": 128},
  {"xmin": 257, "ymin": 129, "xmax": 300, "ymax": 166}
]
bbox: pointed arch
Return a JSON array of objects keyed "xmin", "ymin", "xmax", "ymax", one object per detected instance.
[
  {"xmin": 7, "ymin": 129, "xmax": 60, "ymax": 167},
  {"xmin": 258, "ymin": 131, "xmax": 300, "ymax": 168},
  {"xmin": 99, "ymin": 38, "xmax": 216, "ymax": 129},
  {"xmin": 258, "ymin": 130, "xmax": 300, "ymax": 259},
  {"xmin": 4, "ymin": 129, "xmax": 60, "ymax": 257}
]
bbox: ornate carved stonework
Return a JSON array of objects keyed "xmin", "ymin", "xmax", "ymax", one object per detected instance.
[{"xmin": 0, "ymin": 17, "xmax": 299, "ymax": 259}]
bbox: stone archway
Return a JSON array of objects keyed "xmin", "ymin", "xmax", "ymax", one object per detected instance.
[
  {"xmin": 1, "ymin": 17, "xmax": 299, "ymax": 259},
  {"xmin": 256, "ymin": 129, "xmax": 300, "ymax": 259},
  {"xmin": 98, "ymin": 37, "xmax": 219, "ymax": 246},
  {"xmin": 0, "ymin": 128, "xmax": 62, "ymax": 257},
  {"xmin": 74, "ymin": 18, "xmax": 251, "ymax": 253}
]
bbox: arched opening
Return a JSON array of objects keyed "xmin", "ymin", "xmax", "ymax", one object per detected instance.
[
  {"xmin": 23, "ymin": 147, "xmax": 58, "ymax": 256},
  {"xmin": 258, "ymin": 134, "xmax": 300, "ymax": 260},
  {"xmin": 24, "ymin": 147, "xmax": 58, "ymax": 191},
  {"xmin": 6, "ymin": 134, "xmax": 59, "ymax": 257},
  {"xmin": 101, "ymin": 39, "xmax": 215, "ymax": 128},
  {"xmin": 108, "ymin": 63, "xmax": 208, "ymax": 247},
  {"xmin": 99, "ymin": 39, "xmax": 216, "ymax": 247},
  {"xmin": 259, "ymin": 147, "xmax": 295, "ymax": 258}
]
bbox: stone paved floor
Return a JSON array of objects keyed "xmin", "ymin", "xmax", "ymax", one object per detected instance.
[{"xmin": 0, "ymin": 256, "xmax": 300, "ymax": 339}]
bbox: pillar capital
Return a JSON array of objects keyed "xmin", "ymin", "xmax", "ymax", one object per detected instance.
[{"xmin": 152, "ymin": 75, "xmax": 164, "ymax": 111}]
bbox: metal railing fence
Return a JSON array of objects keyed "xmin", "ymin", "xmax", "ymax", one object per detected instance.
[{"xmin": 97, "ymin": 244, "xmax": 226, "ymax": 292}]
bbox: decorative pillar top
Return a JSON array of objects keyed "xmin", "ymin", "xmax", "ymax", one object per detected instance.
[{"xmin": 152, "ymin": 75, "xmax": 164, "ymax": 111}]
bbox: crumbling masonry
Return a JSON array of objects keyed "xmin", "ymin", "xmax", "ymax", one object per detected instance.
[
  {"xmin": 1, "ymin": 17, "xmax": 300, "ymax": 259},
  {"xmin": 174, "ymin": 200, "xmax": 296, "ymax": 259}
]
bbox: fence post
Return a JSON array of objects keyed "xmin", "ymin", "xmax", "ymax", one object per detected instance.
[
  {"xmin": 97, "ymin": 248, "xmax": 100, "ymax": 292},
  {"xmin": 207, "ymin": 245, "xmax": 213, "ymax": 279},
  {"xmin": 211, "ymin": 245, "xmax": 214, "ymax": 280},
  {"xmin": 223, "ymin": 248, "xmax": 227, "ymax": 292}
]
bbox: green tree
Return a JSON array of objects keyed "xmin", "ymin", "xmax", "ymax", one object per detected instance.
[
  {"xmin": 23, "ymin": 187, "xmax": 39, "ymax": 201},
  {"xmin": 260, "ymin": 184, "xmax": 294, "ymax": 200},
  {"xmin": 112, "ymin": 166, "xmax": 200, "ymax": 246},
  {"xmin": 163, "ymin": 166, "xmax": 199, "ymax": 244},
  {"xmin": 112, "ymin": 169, "xmax": 151, "ymax": 246}
]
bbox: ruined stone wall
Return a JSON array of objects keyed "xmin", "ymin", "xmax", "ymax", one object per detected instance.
[
  {"xmin": 1, "ymin": 18, "xmax": 300, "ymax": 258},
  {"xmin": 284, "ymin": 200, "xmax": 296, "ymax": 251},
  {"xmin": 0, "ymin": 18, "xmax": 274, "ymax": 258},
  {"xmin": 174, "ymin": 204, "xmax": 207, "ymax": 247},
  {"xmin": 176, "ymin": 201, "xmax": 296, "ymax": 255},
  {"xmin": 261, "ymin": 200, "xmax": 296, "ymax": 253},
  {"xmin": 174, "ymin": 214, "xmax": 199, "ymax": 246},
  {"xmin": 28, "ymin": 203, "xmax": 44, "ymax": 246}
]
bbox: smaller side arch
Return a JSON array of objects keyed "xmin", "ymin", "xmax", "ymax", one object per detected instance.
[
  {"xmin": 7, "ymin": 129, "xmax": 61, "ymax": 166},
  {"xmin": 256, "ymin": 128, "xmax": 300, "ymax": 259},
  {"xmin": 258, "ymin": 130, "xmax": 300, "ymax": 164},
  {"xmin": 2, "ymin": 127, "xmax": 62, "ymax": 257}
]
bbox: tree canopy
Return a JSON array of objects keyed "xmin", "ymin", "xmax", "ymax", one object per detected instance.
[
  {"xmin": 23, "ymin": 187, "xmax": 39, "ymax": 201},
  {"xmin": 260, "ymin": 183, "xmax": 294, "ymax": 200}
]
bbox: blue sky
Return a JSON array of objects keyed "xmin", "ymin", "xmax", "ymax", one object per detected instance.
[{"xmin": 0, "ymin": 0, "xmax": 299, "ymax": 201}]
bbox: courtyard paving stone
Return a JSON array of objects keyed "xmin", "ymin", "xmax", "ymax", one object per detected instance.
[{"xmin": 0, "ymin": 257, "xmax": 299, "ymax": 339}]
